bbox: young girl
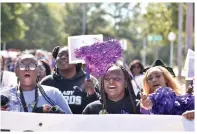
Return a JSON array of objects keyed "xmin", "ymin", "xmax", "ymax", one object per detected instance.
[
  {"xmin": 40, "ymin": 46, "xmax": 100, "ymax": 114},
  {"xmin": 1, "ymin": 54, "xmax": 72, "ymax": 114},
  {"xmin": 129, "ymin": 60, "xmax": 144, "ymax": 77},
  {"xmin": 140, "ymin": 66, "xmax": 194, "ymax": 120},
  {"xmin": 83, "ymin": 62, "xmax": 140, "ymax": 114}
]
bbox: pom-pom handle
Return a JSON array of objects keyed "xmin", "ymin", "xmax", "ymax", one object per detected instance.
[{"xmin": 86, "ymin": 64, "xmax": 90, "ymax": 80}]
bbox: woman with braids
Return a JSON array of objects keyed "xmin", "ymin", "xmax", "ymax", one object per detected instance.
[
  {"xmin": 82, "ymin": 62, "xmax": 140, "ymax": 114},
  {"xmin": 40, "ymin": 46, "xmax": 100, "ymax": 114},
  {"xmin": 0, "ymin": 53, "xmax": 72, "ymax": 114}
]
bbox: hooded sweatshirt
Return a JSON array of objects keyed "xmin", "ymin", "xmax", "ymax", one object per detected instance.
[{"xmin": 40, "ymin": 68, "xmax": 100, "ymax": 114}]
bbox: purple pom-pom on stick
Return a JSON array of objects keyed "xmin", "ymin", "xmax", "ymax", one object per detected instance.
[
  {"xmin": 85, "ymin": 64, "xmax": 90, "ymax": 80},
  {"xmin": 74, "ymin": 39, "xmax": 123, "ymax": 77}
]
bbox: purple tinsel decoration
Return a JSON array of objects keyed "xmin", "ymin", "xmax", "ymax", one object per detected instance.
[
  {"xmin": 74, "ymin": 39, "xmax": 122, "ymax": 77},
  {"xmin": 149, "ymin": 87, "xmax": 176, "ymax": 114},
  {"xmin": 148, "ymin": 87, "xmax": 195, "ymax": 115},
  {"xmin": 171, "ymin": 94, "xmax": 194, "ymax": 115}
]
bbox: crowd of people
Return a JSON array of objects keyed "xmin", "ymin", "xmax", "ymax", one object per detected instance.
[{"xmin": 0, "ymin": 41, "xmax": 195, "ymax": 122}]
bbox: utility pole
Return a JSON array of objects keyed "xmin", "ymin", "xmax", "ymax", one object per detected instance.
[
  {"xmin": 185, "ymin": 3, "xmax": 194, "ymax": 52},
  {"xmin": 142, "ymin": 37, "xmax": 146, "ymax": 66},
  {"xmin": 154, "ymin": 40, "xmax": 159, "ymax": 59},
  {"xmin": 177, "ymin": 3, "xmax": 183, "ymax": 82},
  {"xmin": 3, "ymin": 42, "xmax": 6, "ymax": 50},
  {"xmin": 168, "ymin": 32, "xmax": 176, "ymax": 68},
  {"xmin": 82, "ymin": 3, "xmax": 87, "ymax": 35}
]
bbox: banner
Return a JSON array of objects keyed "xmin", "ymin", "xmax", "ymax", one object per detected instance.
[
  {"xmin": 184, "ymin": 49, "xmax": 195, "ymax": 80},
  {"xmin": 68, "ymin": 34, "xmax": 103, "ymax": 64},
  {"xmin": 120, "ymin": 39, "xmax": 127, "ymax": 51},
  {"xmin": 0, "ymin": 111, "xmax": 194, "ymax": 132},
  {"xmin": 1, "ymin": 71, "xmax": 18, "ymax": 88}
]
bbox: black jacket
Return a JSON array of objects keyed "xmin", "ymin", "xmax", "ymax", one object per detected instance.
[
  {"xmin": 40, "ymin": 68, "xmax": 100, "ymax": 114},
  {"xmin": 83, "ymin": 95, "xmax": 140, "ymax": 114}
]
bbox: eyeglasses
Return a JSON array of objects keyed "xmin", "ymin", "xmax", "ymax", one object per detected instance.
[{"xmin": 16, "ymin": 63, "xmax": 37, "ymax": 71}]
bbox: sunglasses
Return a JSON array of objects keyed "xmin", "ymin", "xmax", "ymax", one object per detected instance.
[{"xmin": 16, "ymin": 63, "xmax": 37, "ymax": 71}]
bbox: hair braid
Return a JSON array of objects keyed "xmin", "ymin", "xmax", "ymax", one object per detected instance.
[
  {"xmin": 118, "ymin": 64, "xmax": 138, "ymax": 114},
  {"xmin": 100, "ymin": 77, "xmax": 107, "ymax": 113},
  {"xmin": 52, "ymin": 46, "xmax": 60, "ymax": 59}
]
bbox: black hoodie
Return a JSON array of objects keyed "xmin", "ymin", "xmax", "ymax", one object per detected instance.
[{"xmin": 40, "ymin": 68, "xmax": 100, "ymax": 114}]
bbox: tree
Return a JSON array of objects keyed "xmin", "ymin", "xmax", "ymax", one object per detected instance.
[
  {"xmin": 64, "ymin": 3, "xmax": 84, "ymax": 36},
  {"xmin": 142, "ymin": 3, "xmax": 188, "ymax": 65},
  {"xmin": 1, "ymin": 3, "xmax": 28, "ymax": 43},
  {"xmin": 21, "ymin": 3, "xmax": 66, "ymax": 51},
  {"xmin": 63, "ymin": 3, "xmax": 115, "ymax": 40}
]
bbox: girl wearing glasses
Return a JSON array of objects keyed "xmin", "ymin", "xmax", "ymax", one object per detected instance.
[{"xmin": 1, "ymin": 54, "xmax": 72, "ymax": 114}]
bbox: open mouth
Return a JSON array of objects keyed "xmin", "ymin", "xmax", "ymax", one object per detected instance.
[
  {"xmin": 108, "ymin": 86, "xmax": 116, "ymax": 91},
  {"xmin": 153, "ymin": 84, "xmax": 160, "ymax": 88},
  {"xmin": 24, "ymin": 73, "xmax": 31, "ymax": 78}
]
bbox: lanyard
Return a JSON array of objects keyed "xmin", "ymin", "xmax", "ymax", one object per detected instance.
[{"xmin": 18, "ymin": 85, "xmax": 39, "ymax": 112}]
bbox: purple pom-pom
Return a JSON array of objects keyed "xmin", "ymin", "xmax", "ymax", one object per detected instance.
[
  {"xmin": 171, "ymin": 94, "xmax": 194, "ymax": 115},
  {"xmin": 74, "ymin": 39, "xmax": 122, "ymax": 77},
  {"xmin": 149, "ymin": 87, "xmax": 176, "ymax": 114},
  {"xmin": 148, "ymin": 87, "xmax": 195, "ymax": 115}
]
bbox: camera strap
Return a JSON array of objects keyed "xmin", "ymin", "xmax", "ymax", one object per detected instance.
[
  {"xmin": 18, "ymin": 85, "xmax": 39, "ymax": 112},
  {"xmin": 37, "ymin": 84, "xmax": 56, "ymax": 106}
]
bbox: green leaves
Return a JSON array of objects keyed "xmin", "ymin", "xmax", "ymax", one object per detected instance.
[
  {"xmin": 2, "ymin": 3, "xmax": 189, "ymax": 66},
  {"xmin": 1, "ymin": 3, "xmax": 28, "ymax": 42}
]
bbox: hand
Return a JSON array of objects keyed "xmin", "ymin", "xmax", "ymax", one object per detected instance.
[
  {"xmin": 182, "ymin": 110, "xmax": 195, "ymax": 120},
  {"xmin": 84, "ymin": 79, "xmax": 95, "ymax": 95},
  {"xmin": 48, "ymin": 105, "xmax": 65, "ymax": 114},
  {"xmin": 42, "ymin": 104, "xmax": 52, "ymax": 113},
  {"xmin": 140, "ymin": 93, "xmax": 153, "ymax": 110},
  {"xmin": 1, "ymin": 106, "xmax": 8, "ymax": 111}
]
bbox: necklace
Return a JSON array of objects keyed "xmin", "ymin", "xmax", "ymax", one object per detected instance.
[{"xmin": 18, "ymin": 85, "xmax": 39, "ymax": 112}]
